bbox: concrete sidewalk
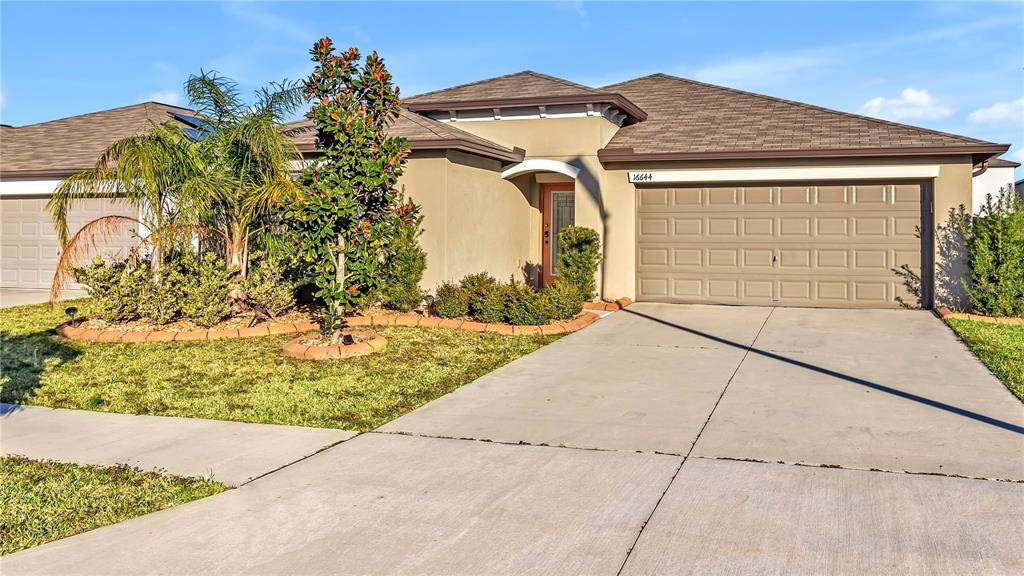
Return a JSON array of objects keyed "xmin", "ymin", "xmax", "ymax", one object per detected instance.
[{"xmin": 0, "ymin": 404, "xmax": 356, "ymax": 485}]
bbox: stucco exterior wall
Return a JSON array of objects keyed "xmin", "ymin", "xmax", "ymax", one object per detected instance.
[
  {"xmin": 397, "ymin": 150, "xmax": 536, "ymax": 293},
  {"xmin": 446, "ymin": 117, "xmax": 619, "ymax": 294},
  {"xmin": 971, "ymin": 166, "xmax": 1016, "ymax": 213},
  {"xmin": 443, "ymin": 150, "xmax": 536, "ymax": 285}
]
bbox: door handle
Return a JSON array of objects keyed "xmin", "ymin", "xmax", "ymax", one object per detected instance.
[{"xmin": 543, "ymin": 231, "xmax": 550, "ymax": 239}]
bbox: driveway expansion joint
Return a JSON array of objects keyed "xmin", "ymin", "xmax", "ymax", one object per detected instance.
[
  {"xmin": 692, "ymin": 455, "xmax": 1024, "ymax": 484},
  {"xmin": 370, "ymin": 430, "xmax": 685, "ymax": 456},
  {"xmin": 615, "ymin": 306, "xmax": 777, "ymax": 576}
]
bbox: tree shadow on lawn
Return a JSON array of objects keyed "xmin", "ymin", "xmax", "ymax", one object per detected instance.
[{"xmin": 0, "ymin": 329, "xmax": 80, "ymax": 405}]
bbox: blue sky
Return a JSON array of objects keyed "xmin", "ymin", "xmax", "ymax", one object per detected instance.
[{"xmin": 2, "ymin": 1, "xmax": 1022, "ymax": 174}]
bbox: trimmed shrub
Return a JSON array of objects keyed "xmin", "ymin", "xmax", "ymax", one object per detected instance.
[
  {"xmin": 381, "ymin": 203, "xmax": 427, "ymax": 312},
  {"xmin": 137, "ymin": 267, "xmax": 185, "ymax": 325},
  {"xmin": 557, "ymin": 226, "xmax": 601, "ymax": 299},
  {"xmin": 541, "ymin": 279, "xmax": 583, "ymax": 320},
  {"xmin": 471, "ymin": 282, "xmax": 506, "ymax": 324},
  {"xmin": 433, "ymin": 282, "xmax": 470, "ymax": 318},
  {"xmin": 73, "ymin": 257, "xmax": 148, "ymax": 322},
  {"xmin": 504, "ymin": 280, "xmax": 549, "ymax": 326},
  {"xmin": 180, "ymin": 252, "xmax": 232, "ymax": 327},
  {"xmin": 243, "ymin": 261, "xmax": 296, "ymax": 317},
  {"xmin": 955, "ymin": 187, "xmax": 1024, "ymax": 316},
  {"xmin": 460, "ymin": 272, "xmax": 501, "ymax": 322}
]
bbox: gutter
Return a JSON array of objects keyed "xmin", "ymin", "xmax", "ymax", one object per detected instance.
[
  {"xmin": 598, "ymin": 144, "xmax": 1010, "ymax": 166},
  {"xmin": 972, "ymin": 161, "xmax": 988, "ymax": 178}
]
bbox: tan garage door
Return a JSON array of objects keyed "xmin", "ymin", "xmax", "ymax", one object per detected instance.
[
  {"xmin": 636, "ymin": 183, "xmax": 923, "ymax": 308},
  {"xmin": 1, "ymin": 197, "xmax": 138, "ymax": 289}
]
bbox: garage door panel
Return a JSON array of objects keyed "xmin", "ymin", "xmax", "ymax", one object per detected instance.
[
  {"xmin": 1, "ymin": 196, "xmax": 137, "ymax": 289},
  {"xmin": 636, "ymin": 183, "xmax": 922, "ymax": 308}
]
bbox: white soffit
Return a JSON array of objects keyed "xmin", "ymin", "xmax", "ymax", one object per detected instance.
[
  {"xmin": 502, "ymin": 159, "xmax": 581, "ymax": 181},
  {"xmin": 627, "ymin": 165, "xmax": 941, "ymax": 184}
]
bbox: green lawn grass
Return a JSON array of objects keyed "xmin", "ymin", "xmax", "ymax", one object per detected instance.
[
  {"xmin": 947, "ymin": 318, "xmax": 1024, "ymax": 402},
  {"xmin": 0, "ymin": 301, "xmax": 558, "ymax": 430},
  {"xmin": 0, "ymin": 456, "xmax": 225, "ymax": 555}
]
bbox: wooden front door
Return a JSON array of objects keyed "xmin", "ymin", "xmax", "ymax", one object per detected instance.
[{"xmin": 541, "ymin": 183, "xmax": 576, "ymax": 286}]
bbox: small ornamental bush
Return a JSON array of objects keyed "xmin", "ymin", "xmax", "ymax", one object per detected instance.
[
  {"xmin": 243, "ymin": 261, "xmax": 296, "ymax": 317},
  {"xmin": 953, "ymin": 188, "xmax": 1024, "ymax": 317},
  {"xmin": 471, "ymin": 282, "xmax": 506, "ymax": 324},
  {"xmin": 180, "ymin": 253, "xmax": 231, "ymax": 327},
  {"xmin": 137, "ymin": 267, "xmax": 186, "ymax": 325},
  {"xmin": 433, "ymin": 282, "xmax": 470, "ymax": 319},
  {"xmin": 557, "ymin": 226, "xmax": 601, "ymax": 300},
  {"xmin": 541, "ymin": 279, "xmax": 583, "ymax": 320},
  {"xmin": 381, "ymin": 201, "xmax": 427, "ymax": 312},
  {"xmin": 504, "ymin": 279, "xmax": 549, "ymax": 326},
  {"xmin": 73, "ymin": 258, "xmax": 148, "ymax": 322},
  {"xmin": 460, "ymin": 272, "xmax": 502, "ymax": 322}
]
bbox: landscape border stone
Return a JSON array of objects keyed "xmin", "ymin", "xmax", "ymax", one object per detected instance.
[
  {"xmin": 282, "ymin": 333, "xmax": 389, "ymax": 360},
  {"xmin": 55, "ymin": 311, "xmax": 603, "ymax": 344},
  {"xmin": 935, "ymin": 306, "xmax": 1024, "ymax": 326}
]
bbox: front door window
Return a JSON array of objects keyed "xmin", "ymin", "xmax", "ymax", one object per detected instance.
[
  {"xmin": 542, "ymin": 183, "xmax": 575, "ymax": 286},
  {"xmin": 550, "ymin": 191, "xmax": 575, "ymax": 275}
]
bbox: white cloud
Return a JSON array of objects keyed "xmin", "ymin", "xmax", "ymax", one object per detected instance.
[
  {"xmin": 694, "ymin": 52, "xmax": 826, "ymax": 88},
  {"xmin": 1011, "ymin": 148, "xmax": 1024, "ymax": 164},
  {"xmin": 968, "ymin": 97, "xmax": 1024, "ymax": 126},
  {"xmin": 144, "ymin": 90, "xmax": 181, "ymax": 106},
  {"xmin": 859, "ymin": 88, "xmax": 953, "ymax": 120},
  {"xmin": 0, "ymin": 87, "xmax": 5, "ymax": 111}
]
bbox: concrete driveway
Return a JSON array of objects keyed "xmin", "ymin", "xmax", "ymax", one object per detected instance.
[
  {"xmin": 6, "ymin": 304, "xmax": 1023, "ymax": 574},
  {"xmin": 0, "ymin": 288, "xmax": 86, "ymax": 308}
]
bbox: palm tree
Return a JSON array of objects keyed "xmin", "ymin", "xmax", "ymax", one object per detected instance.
[
  {"xmin": 49, "ymin": 72, "xmax": 304, "ymax": 298},
  {"xmin": 182, "ymin": 72, "xmax": 304, "ymax": 277}
]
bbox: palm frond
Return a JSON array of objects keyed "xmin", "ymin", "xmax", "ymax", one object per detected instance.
[
  {"xmin": 253, "ymin": 79, "xmax": 305, "ymax": 122},
  {"xmin": 49, "ymin": 215, "xmax": 143, "ymax": 303},
  {"xmin": 186, "ymin": 70, "xmax": 245, "ymax": 124}
]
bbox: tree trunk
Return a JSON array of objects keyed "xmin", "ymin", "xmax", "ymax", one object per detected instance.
[
  {"xmin": 228, "ymin": 219, "xmax": 247, "ymax": 277},
  {"xmin": 330, "ymin": 234, "xmax": 347, "ymax": 344}
]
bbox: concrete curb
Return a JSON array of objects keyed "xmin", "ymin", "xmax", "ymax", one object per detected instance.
[{"xmin": 583, "ymin": 298, "xmax": 633, "ymax": 312}]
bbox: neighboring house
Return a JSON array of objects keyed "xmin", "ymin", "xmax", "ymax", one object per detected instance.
[
  {"xmin": 0, "ymin": 102, "xmax": 193, "ymax": 289},
  {"xmin": 2, "ymin": 72, "xmax": 1011, "ymax": 310},
  {"xmin": 971, "ymin": 156, "xmax": 1020, "ymax": 213}
]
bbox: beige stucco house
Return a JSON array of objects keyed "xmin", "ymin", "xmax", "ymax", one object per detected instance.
[
  {"xmin": 2, "ymin": 71, "xmax": 1010, "ymax": 309},
  {"xmin": 286, "ymin": 71, "xmax": 1009, "ymax": 309}
]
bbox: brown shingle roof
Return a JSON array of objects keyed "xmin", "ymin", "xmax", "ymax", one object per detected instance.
[
  {"xmin": 404, "ymin": 71, "xmax": 647, "ymax": 121},
  {"xmin": 987, "ymin": 157, "xmax": 1020, "ymax": 168},
  {"xmin": 1, "ymin": 102, "xmax": 194, "ymax": 177},
  {"xmin": 598, "ymin": 73, "xmax": 1006, "ymax": 162},
  {"xmin": 407, "ymin": 71, "xmax": 600, "ymax": 102},
  {"xmin": 281, "ymin": 109, "xmax": 524, "ymax": 163}
]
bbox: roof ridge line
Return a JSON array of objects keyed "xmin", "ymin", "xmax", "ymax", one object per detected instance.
[
  {"xmin": 8, "ymin": 101, "xmax": 195, "ymax": 129},
  {"xmin": 523, "ymin": 71, "xmax": 599, "ymax": 94},
  {"xmin": 406, "ymin": 70, "xmax": 538, "ymax": 100},
  {"xmin": 618, "ymin": 72, "xmax": 988, "ymax": 145}
]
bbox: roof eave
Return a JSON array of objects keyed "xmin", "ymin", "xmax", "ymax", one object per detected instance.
[
  {"xmin": 0, "ymin": 168, "xmax": 87, "ymax": 180},
  {"xmin": 598, "ymin": 144, "xmax": 1011, "ymax": 165},
  {"xmin": 405, "ymin": 93, "xmax": 648, "ymax": 122},
  {"xmin": 297, "ymin": 139, "xmax": 525, "ymax": 164}
]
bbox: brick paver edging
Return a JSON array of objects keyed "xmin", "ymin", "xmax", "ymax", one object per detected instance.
[
  {"xmin": 55, "ymin": 311, "xmax": 601, "ymax": 343},
  {"xmin": 283, "ymin": 334, "xmax": 388, "ymax": 360},
  {"xmin": 935, "ymin": 306, "xmax": 1024, "ymax": 326},
  {"xmin": 582, "ymin": 298, "xmax": 633, "ymax": 312},
  {"xmin": 56, "ymin": 321, "xmax": 319, "ymax": 343}
]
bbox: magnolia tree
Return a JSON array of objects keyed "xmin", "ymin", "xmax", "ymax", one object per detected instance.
[{"xmin": 286, "ymin": 38, "xmax": 409, "ymax": 341}]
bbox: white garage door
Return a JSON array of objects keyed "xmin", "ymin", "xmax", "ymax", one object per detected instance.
[
  {"xmin": 636, "ymin": 183, "xmax": 924, "ymax": 308},
  {"xmin": 1, "ymin": 196, "xmax": 138, "ymax": 289}
]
